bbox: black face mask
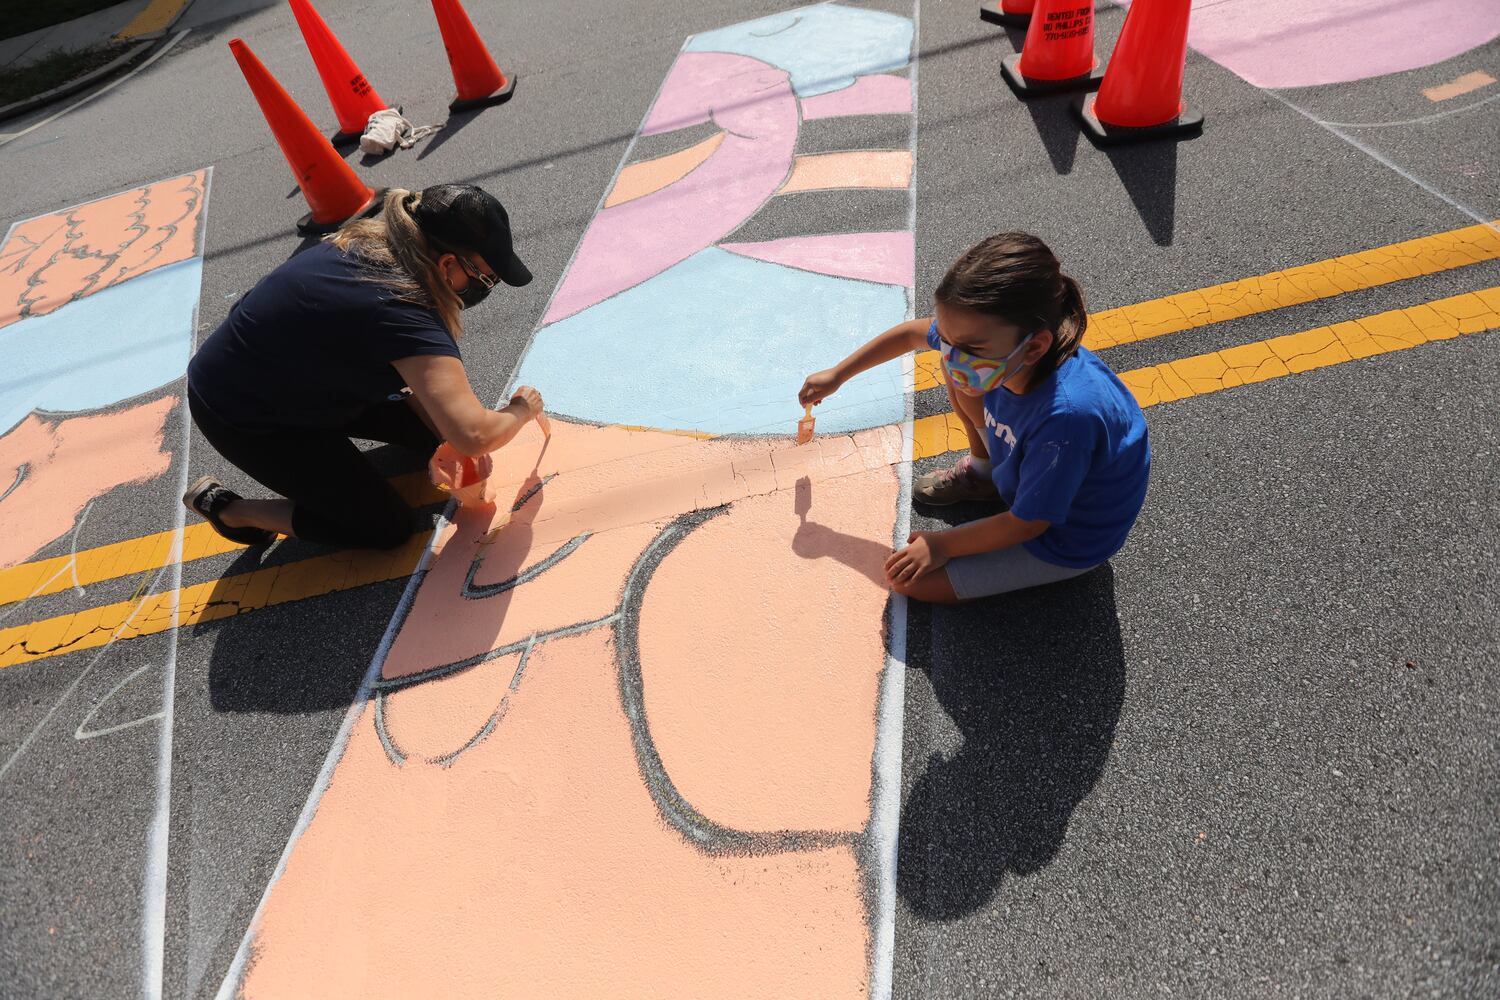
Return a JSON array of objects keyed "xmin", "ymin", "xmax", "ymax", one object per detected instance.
[
  {"xmin": 452, "ymin": 256, "xmax": 494, "ymax": 310},
  {"xmin": 457, "ymin": 279, "xmax": 492, "ymax": 310}
]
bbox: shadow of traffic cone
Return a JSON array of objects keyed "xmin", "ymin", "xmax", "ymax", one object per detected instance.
[
  {"xmin": 289, "ymin": 0, "xmax": 389, "ymax": 145},
  {"xmin": 981, "ymin": 0, "xmax": 1035, "ymax": 28},
  {"xmin": 1072, "ymin": 0, "xmax": 1203, "ymax": 144},
  {"xmin": 1002, "ymin": 0, "xmax": 1104, "ymax": 97},
  {"xmin": 228, "ymin": 38, "xmax": 385, "ymax": 235},
  {"xmin": 431, "ymin": 0, "xmax": 517, "ymax": 112}
]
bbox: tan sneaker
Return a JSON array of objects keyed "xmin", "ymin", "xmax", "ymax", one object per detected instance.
[{"xmin": 913, "ymin": 456, "xmax": 1000, "ymax": 506}]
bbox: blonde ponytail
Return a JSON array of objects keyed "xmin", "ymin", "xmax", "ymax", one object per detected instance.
[{"xmin": 330, "ymin": 188, "xmax": 463, "ymax": 338}]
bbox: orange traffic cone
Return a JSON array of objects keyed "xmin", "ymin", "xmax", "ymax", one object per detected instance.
[
  {"xmin": 289, "ymin": 0, "xmax": 389, "ymax": 144},
  {"xmin": 228, "ymin": 38, "xmax": 385, "ymax": 234},
  {"xmin": 430, "ymin": 0, "xmax": 517, "ymax": 112},
  {"xmin": 1001, "ymin": 0, "xmax": 1104, "ymax": 97},
  {"xmin": 980, "ymin": 0, "xmax": 1035, "ymax": 28},
  {"xmin": 1073, "ymin": 0, "xmax": 1203, "ymax": 143}
]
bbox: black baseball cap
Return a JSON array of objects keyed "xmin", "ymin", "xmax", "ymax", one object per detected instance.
[{"xmin": 412, "ymin": 183, "xmax": 532, "ymax": 287}]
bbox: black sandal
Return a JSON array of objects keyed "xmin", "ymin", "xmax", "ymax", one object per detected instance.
[{"xmin": 182, "ymin": 476, "xmax": 277, "ymax": 547}]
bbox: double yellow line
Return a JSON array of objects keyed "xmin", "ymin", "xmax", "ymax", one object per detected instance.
[
  {"xmin": 3, "ymin": 220, "xmax": 1498, "ymax": 669},
  {"xmin": 912, "ymin": 219, "xmax": 1500, "ymax": 458},
  {"xmin": 0, "ymin": 475, "xmax": 442, "ymax": 670}
]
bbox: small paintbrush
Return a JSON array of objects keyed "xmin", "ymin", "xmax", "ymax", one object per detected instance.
[{"xmin": 796, "ymin": 403, "xmax": 816, "ymax": 445}]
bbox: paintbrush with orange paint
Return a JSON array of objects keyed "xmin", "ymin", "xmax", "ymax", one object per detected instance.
[{"xmin": 796, "ymin": 403, "xmax": 816, "ymax": 445}]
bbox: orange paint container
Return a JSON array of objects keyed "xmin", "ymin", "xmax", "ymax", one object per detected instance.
[{"xmin": 429, "ymin": 443, "xmax": 493, "ymax": 508}]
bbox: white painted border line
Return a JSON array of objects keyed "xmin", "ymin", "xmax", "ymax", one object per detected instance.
[
  {"xmin": 143, "ymin": 161, "xmax": 213, "ymax": 1000},
  {"xmin": 1261, "ymin": 80, "xmax": 1496, "ymax": 235},
  {"xmin": 871, "ymin": 4, "xmax": 920, "ymax": 997}
]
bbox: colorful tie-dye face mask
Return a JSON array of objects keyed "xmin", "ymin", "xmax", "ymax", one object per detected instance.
[{"xmin": 939, "ymin": 333, "xmax": 1033, "ymax": 396}]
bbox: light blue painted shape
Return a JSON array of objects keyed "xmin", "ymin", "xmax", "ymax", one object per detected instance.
[
  {"xmin": 516, "ymin": 248, "xmax": 907, "ymax": 436},
  {"xmin": 0, "ymin": 257, "xmax": 202, "ymax": 434},
  {"xmin": 685, "ymin": 3, "xmax": 914, "ymax": 97}
]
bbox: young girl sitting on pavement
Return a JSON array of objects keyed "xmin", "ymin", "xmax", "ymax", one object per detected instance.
[{"xmin": 798, "ymin": 232, "xmax": 1150, "ymax": 604}]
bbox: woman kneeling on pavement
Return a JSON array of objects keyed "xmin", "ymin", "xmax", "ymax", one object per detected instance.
[
  {"xmin": 183, "ymin": 184, "xmax": 544, "ymax": 550},
  {"xmin": 800, "ymin": 232, "xmax": 1151, "ymax": 604}
]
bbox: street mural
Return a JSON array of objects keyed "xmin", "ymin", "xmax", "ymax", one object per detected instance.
[
  {"xmin": 228, "ymin": 5, "xmax": 918, "ymax": 997},
  {"xmin": 0, "ymin": 170, "xmax": 209, "ymax": 568}
]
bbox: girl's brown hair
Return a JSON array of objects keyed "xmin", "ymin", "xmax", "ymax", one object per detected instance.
[
  {"xmin": 329, "ymin": 188, "xmax": 463, "ymax": 338},
  {"xmin": 934, "ymin": 232, "xmax": 1087, "ymax": 379}
]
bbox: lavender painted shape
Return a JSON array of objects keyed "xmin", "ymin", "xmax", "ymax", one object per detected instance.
[
  {"xmin": 720, "ymin": 232, "xmax": 915, "ymax": 288},
  {"xmin": 544, "ymin": 52, "xmax": 799, "ymax": 325}
]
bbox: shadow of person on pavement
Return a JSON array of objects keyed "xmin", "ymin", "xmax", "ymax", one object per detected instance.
[{"xmin": 897, "ymin": 562, "xmax": 1126, "ymax": 920}]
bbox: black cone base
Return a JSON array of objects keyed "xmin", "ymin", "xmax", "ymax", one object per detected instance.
[
  {"xmin": 1072, "ymin": 93, "xmax": 1204, "ymax": 145},
  {"xmin": 296, "ymin": 187, "xmax": 387, "ymax": 236},
  {"xmin": 1001, "ymin": 53, "xmax": 1104, "ymax": 98},
  {"xmin": 449, "ymin": 74, "xmax": 517, "ymax": 114}
]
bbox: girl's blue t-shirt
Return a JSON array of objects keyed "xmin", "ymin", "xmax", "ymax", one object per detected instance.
[{"xmin": 927, "ymin": 323, "xmax": 1151, "ymax": 568}]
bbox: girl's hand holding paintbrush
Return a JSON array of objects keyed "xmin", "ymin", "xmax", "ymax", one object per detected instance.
[{"xmin": 798, "ymin": 368, "xmax": 844, "ymax": 407}]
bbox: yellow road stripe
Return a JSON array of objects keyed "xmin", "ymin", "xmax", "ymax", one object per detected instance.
[
  {"xmin": 0, "ymin": 535, "xmax": 431, "ymax": 670},
  {"xmin": 115, "ymin": 0, "xmax": 189, "ymax": 39},
  {"xmin": 0, "ymin": 472, "xmax": 443, "ymax": 608},
  {"xmin": 912, "ymin": 286, "xmax": 1500, "ymax": 460},
  {"xmin": 912, "ymin": 220, "xmax": 1500, "ymax": 392}
]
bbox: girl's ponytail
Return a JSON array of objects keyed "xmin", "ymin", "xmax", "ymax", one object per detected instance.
[{"xmin": 1042, "ymin": 272, "xmax": 1087, "ymax": 377}]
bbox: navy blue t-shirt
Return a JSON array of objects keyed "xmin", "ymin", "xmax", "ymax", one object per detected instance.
[
  {"xmin": 928, "ymin": 322, "xmax": 1151, "ymax": 568},
  {"xmin": 188, "ymin": 242, "xmax": 460, "ymax": 431}
]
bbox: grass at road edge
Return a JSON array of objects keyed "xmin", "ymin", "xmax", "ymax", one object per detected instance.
[{"xmin": 0, "ymin": 43, "xmax": 127, "ymax": 105}]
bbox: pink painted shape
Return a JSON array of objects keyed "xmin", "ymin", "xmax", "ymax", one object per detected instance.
[
  {"xmin": 543, "ymin": 52, "xmax": 800, "ymax": 325},
  {"xmin": 1140, "ymin": 0, "xmax": 1500, "ymax": 89},
  {"xmin": 720, "ymin": 232, "xmax": 915, "ymax": 287},
  {"xmin": 800, "ymin": 74, "xmax": 912, "ymax": 120},
  {"xmin": 0, "ymin": 399, "xmax": 175, "ymax": 568}
]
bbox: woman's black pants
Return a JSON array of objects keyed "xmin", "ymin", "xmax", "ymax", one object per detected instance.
[{"xmin": 188, "ymin": 390, "xmax": 440, "ymax": 550}]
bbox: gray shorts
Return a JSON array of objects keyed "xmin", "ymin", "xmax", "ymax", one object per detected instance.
[{"xmin": 945, "ymin": 544, "xmax": 1099, "ymax": 600}]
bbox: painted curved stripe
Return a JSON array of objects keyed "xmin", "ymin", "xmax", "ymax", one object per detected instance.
[
  {"xmin": 800, "ymin": 73, "xmax": 912, "ymax": 120},
  {"xmin": 615, "ymin": 506, "xmax": 853, "ymax": 855},
  {"xmin": 604, "ymin": 132, "xmax": 726, "ymax": 209},
  {"xmin": 720, "ymin": 232, "xmax": 914, "ymax": 287},
  {"xmin": 461, "ymin": 534, "xmax": 591, "ymax": 600},
  {"xmin": 778, "ymin": 150, "xmax": 912, "ymax": 195},
  {"xmin": 544, "ymin": 52, "xmax": 799, "ymax": 325},
  {"xmin": 0, "ymin": 462, "xmax": 24, "ymax": 504}
]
